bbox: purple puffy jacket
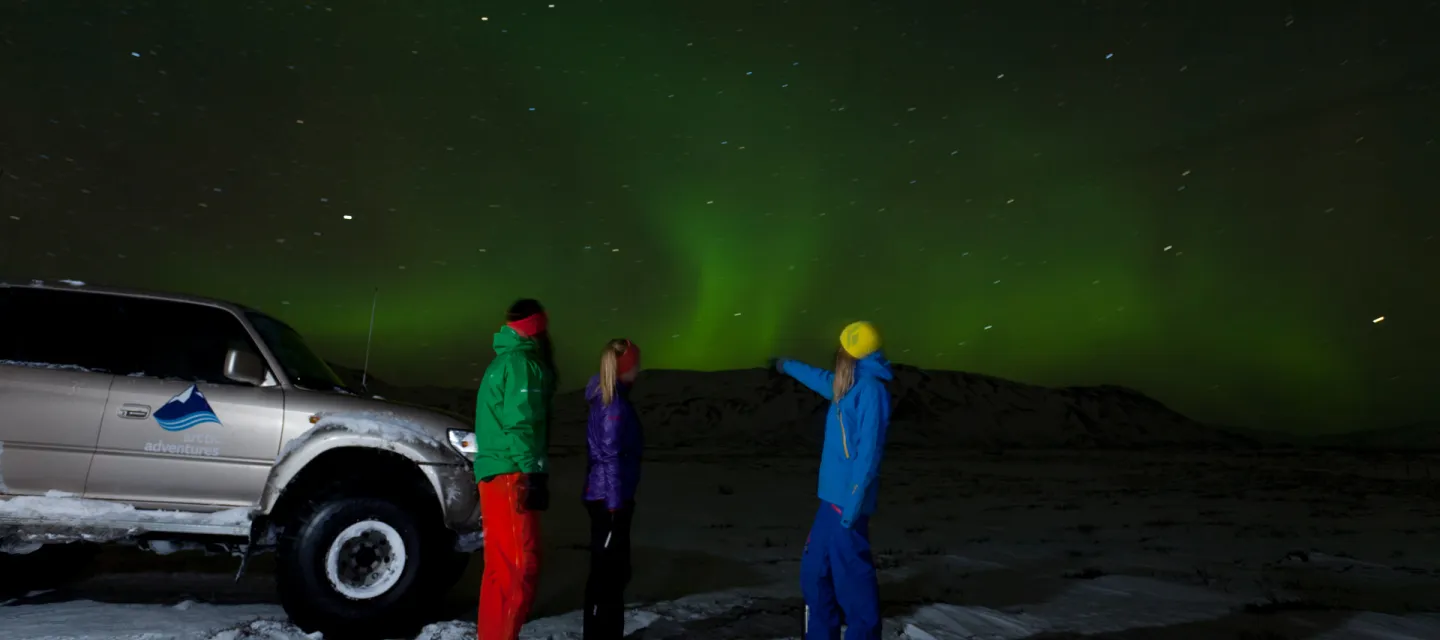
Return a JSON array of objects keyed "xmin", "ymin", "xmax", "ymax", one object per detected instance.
[{"xmin": 583, "ymin": 374, "xmax": 644, "ymax": 510}]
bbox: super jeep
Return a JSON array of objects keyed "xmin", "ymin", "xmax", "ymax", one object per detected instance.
[{"xmin": 0, "ymin": 280, "xmax": 482, "ymax": 638}]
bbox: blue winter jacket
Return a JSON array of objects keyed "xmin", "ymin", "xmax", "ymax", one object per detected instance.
[
  {"xmin": 583, "ymin": 374, "xmax": 644, "ymax": 510},
  {"xmin": 779, "ymin": 353, "xmax": 893, "ymax": 528}
]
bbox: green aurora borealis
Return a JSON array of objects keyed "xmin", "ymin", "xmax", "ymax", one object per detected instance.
[{"xmin": 2, "ymin": 1, "xmax": 1436, "ymax": 433}]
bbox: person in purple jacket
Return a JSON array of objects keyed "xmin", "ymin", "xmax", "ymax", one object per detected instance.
[{"xmin": 582, "ymin": 338, "xmax": 644, "ymax": 639}]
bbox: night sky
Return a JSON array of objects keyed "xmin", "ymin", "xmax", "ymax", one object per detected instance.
[{"xmin": 2, "ymin": 1, "xmax": 1436, "ymax": 433}]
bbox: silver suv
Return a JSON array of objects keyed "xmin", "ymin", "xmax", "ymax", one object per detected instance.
[{"xmin": 0, "ymin": 280, "xmax": 482, "ymax": 638}]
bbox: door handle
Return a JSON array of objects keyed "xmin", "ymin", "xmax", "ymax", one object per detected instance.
[{"xmin": 118, "ymin": 404, "xmax": 151, "ymax": 419}]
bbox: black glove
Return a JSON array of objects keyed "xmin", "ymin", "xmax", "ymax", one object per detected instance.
[{"xmin": 523, "ymin": 473, "xmax": 550, "ymax": 512}]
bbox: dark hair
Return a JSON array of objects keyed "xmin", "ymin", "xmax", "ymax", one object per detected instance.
[
  {"xmin": 507, "ymin": 298, "xmax": 557, "ymax": 385},
  {"xmin": 505, "ymin": 298, "xmax": 545, "ymax": 322}
]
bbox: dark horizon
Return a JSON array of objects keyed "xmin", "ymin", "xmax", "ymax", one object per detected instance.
[{"xmin": 322, "ymin": 355, "xmax": 1428, "ymax": 437}]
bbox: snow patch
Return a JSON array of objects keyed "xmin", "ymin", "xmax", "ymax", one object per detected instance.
[
  {"xmin": 145, "ymin": 540, "xmax": 182, "ymax": 555},
  {"xmin": 0, "ymin": 600, "xmax": 287, "ymax": 640},
  {"xmin": 0, "ymin": 360, "xmax": 94, "ymax": 373},
  {"xmin": 208, "ymin": 620, "xmax": 324, "ymax": 640},
  {"xmin": 414, "ymin": 621, "xmax": 477, "ymax": 640},
  {"xmin": 880, "ymin": 576, "xmax": 1253, "ymax": 639},
  {"xmin": 1026, "ymin": 576, "xmax": 1242, "ymax": 633},
  {"xmin": 1313, "ymin": 612, "xmax": 1440, "ymax": 639},
  {"xmin": 277, "ymin": 410, "xmax": 447, "ymax": 464},
  {"xmin": 57, "ymin": 279, "xmax": 86, "ymax": 286},
  {"xmin": 2, "ymin": 491, "xmax": 145, "ymax": 521},
  {"xmin": 900, "ymin": 605, "xmax": 1051, "ymax": 639},
  {"xmin": 205, "ymin": 507, "xmax": 252, "ymax": 526},
  {"xmin": 455, "ymin": 530, "xmax": 485, "ymax": 553},
  {"xmin": 0, "ymin": 491, "xmax": 249, "ymax": 526}
]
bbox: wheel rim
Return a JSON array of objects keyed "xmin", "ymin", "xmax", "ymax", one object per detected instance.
[{"xmin": 324, "ymin": 520, "xmax": 408, "ymax": 600}]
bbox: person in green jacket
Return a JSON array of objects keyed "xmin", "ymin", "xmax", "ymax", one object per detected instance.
[{"xmin": 473, "ymin": 298, "xmax": 556, "ymax": 640}]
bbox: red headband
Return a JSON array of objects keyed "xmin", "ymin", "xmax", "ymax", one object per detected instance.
[
  {"xmin": 616, "ymin": 340, "xmax": 640, "ymax": 377},
  {"xmin": 506, "ymin": 312, "xmax": 548, "ymax": 337}
]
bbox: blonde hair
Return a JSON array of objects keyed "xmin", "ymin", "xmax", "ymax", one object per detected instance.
[
  {"xmin": 832, "ymin": 347, "xmax": 857, "ymax": 401},
  {"xmin": 598, "ymin": 338, "xmax": 633, "ymax": 406}
]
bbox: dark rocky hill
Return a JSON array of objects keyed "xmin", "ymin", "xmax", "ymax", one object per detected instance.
[{"xmin": 329, "ymin": 363, "xmax": 1254, "ymax": 451}]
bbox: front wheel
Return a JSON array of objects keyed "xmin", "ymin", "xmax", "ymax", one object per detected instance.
[
  {"xmin": 423, "ymin": 547, "xmax": 472, "ymax": 598},
  {"xmin": 276, "ymin": 496, "xmax": 435, "ymax": 639}
]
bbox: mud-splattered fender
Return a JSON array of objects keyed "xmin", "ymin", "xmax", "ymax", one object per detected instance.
[
  {"xmin": 255, "ymin": 419, "xmax": 480, "ymax": 533},
  {"xmin": 432, "ymin": 461, "xmax": 483, "ymax": 533}
]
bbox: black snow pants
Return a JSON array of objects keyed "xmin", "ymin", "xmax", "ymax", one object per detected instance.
[{"xmin": 583, "ymin": 500, "xmax": 634, "ymax": 640}]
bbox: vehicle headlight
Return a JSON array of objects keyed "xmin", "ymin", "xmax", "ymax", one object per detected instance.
[{"xmin": 448, "ymin": 429, "xmax": 478, "ymax": 459}]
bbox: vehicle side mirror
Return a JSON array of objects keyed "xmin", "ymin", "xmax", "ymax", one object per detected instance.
[{"xmin": 224, "ymin": 349, "xmax": 268, "ymax": 386}]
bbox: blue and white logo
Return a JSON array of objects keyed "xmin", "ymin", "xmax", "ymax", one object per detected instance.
[{"xmin": 153, "ymin": 384, "xmax": 222, "ymax": 431}]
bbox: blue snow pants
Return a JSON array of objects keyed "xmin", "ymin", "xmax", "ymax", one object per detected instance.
[{"xmin": 802, "ymin": 502, "xmax": 880, "ymax": 640}]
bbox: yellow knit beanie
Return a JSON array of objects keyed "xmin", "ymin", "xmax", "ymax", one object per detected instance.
[{"xmin": 839, "ymin": 321, "xmax": 882, "ymax": 359}]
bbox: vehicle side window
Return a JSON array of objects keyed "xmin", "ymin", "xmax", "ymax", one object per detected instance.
[
  {"xmin": 115, "ymin": 298, "xmax": 266, "ymax": 385},
  {"xmin": 0, "ymin": 288, "xmax": 128, "ymax": 373}
]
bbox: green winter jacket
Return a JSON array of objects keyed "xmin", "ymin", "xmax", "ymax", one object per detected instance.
[{"xmin": 473, "ymin": 325, "xmax": 554, "ymax": 482}]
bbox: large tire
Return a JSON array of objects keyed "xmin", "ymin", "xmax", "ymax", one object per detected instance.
[
  {"xmin": 422, "ymin": 548, "xmax": 471, "ymax": 598},
  {"xmin": 276, "ymin": 493, "xmax": 438, "ymax": 639}
]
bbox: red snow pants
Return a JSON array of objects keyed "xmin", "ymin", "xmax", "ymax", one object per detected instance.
[{"xmin": 477, "ymin": 473, "xmax": 541, "ymax": 640}]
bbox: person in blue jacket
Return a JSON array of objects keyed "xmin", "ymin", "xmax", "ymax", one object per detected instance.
[
  {"xmin": 773, "ymin": 321, "xmax": 892, "ymax": 640},
  {"xmin": 582, "ymin": 338, "xmax": 644, "ymax": 640}
]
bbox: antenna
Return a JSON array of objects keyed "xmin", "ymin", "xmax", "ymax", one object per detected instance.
[{"xmin": 361, "ymin": 287, "xmax": 378, "ymax": 392}]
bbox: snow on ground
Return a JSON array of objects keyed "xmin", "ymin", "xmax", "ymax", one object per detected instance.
[{"xmin": 5, "ymin": 450, "xmax": 1440, "ymax": 638}]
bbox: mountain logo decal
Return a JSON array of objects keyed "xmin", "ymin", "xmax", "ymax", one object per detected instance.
[{"xmin": 153, "ymin": 384, "xmax": 223, "ymax": 431}]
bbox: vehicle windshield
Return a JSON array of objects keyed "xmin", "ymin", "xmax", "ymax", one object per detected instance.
[{"xmin": 245, "ymin": 311, "xmax": 349, "ymax": 392}]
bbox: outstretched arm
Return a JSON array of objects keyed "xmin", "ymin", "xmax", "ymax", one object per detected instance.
[
  {"xmin": 840, "ymin": 382, "xmax": 888, "ymax": 528},
  {"xmin": 777, "ymin": 359, "xmax": 835, "ymax": 401}
]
